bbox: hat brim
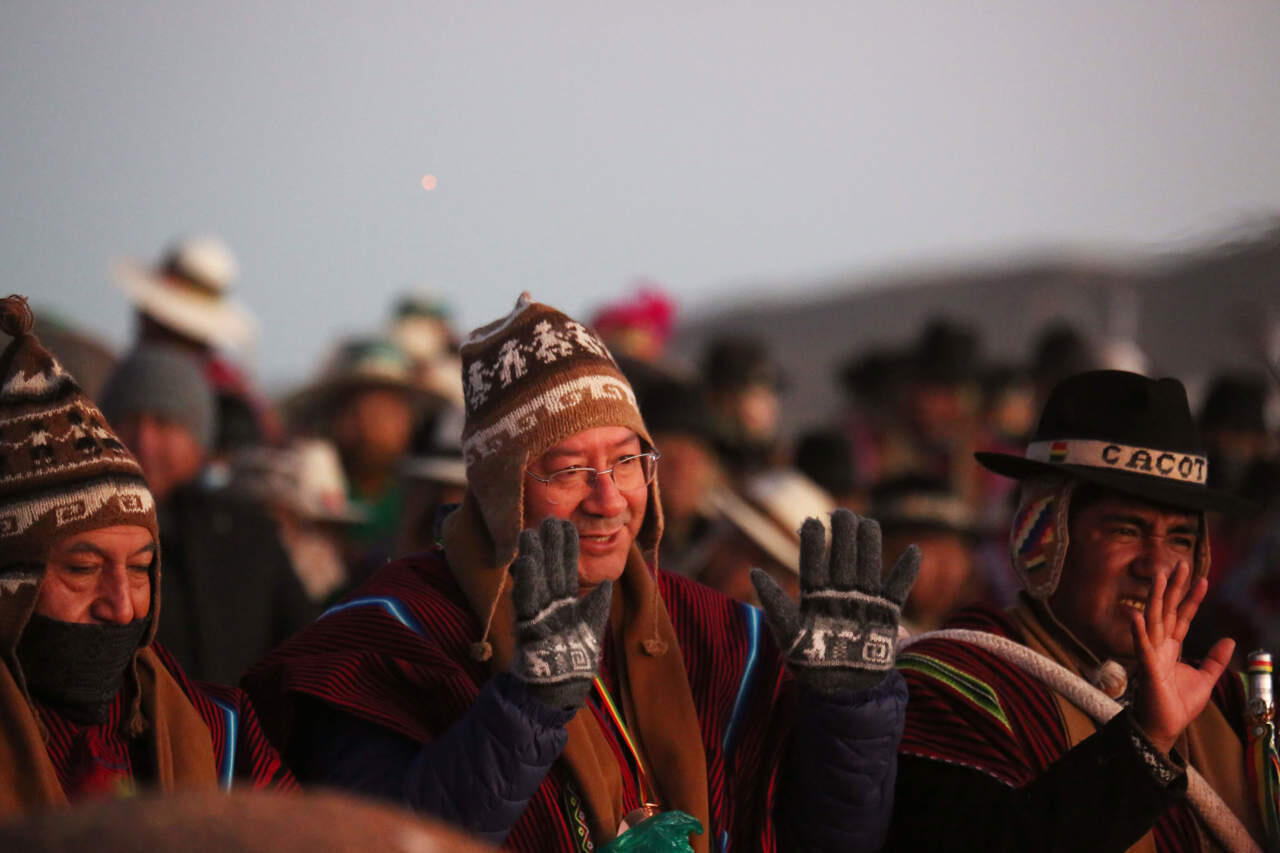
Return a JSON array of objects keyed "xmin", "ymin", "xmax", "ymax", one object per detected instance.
[
  {"xmin": 877, "ymin": 516, "xmax": 984, "ymax": 540},
  {"xmin": 704, "ymin": 487, "xmax": 801, "ymax": 575},
  {"xmin": 283, "ymin": 375, "xmax": 442, "ymax": 424},
  {"xmin": 975, "ymin": 451, "xmax": 1257, "ymax": 515},
  {"xmin": 401, "ymin": 455, "xmax": 468, "ymax": 487},
  {"xmin": 115, "ymin": 260, "xmax": 257, "ymax": 349}
]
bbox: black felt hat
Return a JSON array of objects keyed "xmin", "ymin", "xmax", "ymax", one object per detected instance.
[
  {"xmin": 702, "ymin": 335, "xmax": 784, "ymax": 392},
  {"xmin": 871, "ymin": 475, "xmax": 980, "ymax": 538},
  {"xmin": 911, "ymin": 319, "xmax": 981, "ymax": 385},
  {"xmin": 1199, "ymin": 372, "xmax": 1268, "ymax": 434},
  {"xmin": 975, "ymin": 370, "xmax": 1254, "ymax": 514}
]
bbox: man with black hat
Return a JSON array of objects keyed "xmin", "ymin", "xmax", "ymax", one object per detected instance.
[{"xmin": 886, "ymin": 370, "xmax": 1273, "ymax": 851}]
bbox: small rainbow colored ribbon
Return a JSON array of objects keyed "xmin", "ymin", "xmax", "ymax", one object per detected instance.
[
  {"xmin": 593, "ymin": 676, "xmax": 659, "ymax": 812},
  {"xmin": 1245, "ymin": 654, "xmax": 1280, "ymax": 846}
]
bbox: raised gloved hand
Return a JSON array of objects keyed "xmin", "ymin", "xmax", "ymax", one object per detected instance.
[
  {"xmin": 511, "ymin": 517, "xmax": 613, "ymax": 711},
  {"xmin": 751, "ymin": 509, "xmax": 919, "ymax": 693}
]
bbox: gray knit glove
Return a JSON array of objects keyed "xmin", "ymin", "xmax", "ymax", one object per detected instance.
[
  {"xmin": 511, "ymin": 517, "xmax": 613, "ymax": 711},
  {"xmin": 751, "ymin": 509, "xmax": 919, "ymax": 694}
]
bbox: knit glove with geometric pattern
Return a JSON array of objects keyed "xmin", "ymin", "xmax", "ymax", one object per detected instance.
[
  {"xmin": 751, "ymin": 509, "xmax": 919, "ymax": 694},
  {"xmin": 510, "ymin": 517, "xmax": 613, "ymax": 711}
]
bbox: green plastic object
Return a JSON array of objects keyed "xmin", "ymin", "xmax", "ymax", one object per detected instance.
[{"xmin": 598, "ymin": 811, "xmax": 703, "ymax": 852}]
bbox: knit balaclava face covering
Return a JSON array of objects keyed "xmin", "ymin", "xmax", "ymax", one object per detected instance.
[
  {"xmin": 16, "ymin": 615, "xmax": 150, "ymax": 723},
  {"xmin": 459, "ymin": 292, "xmax": 661, "ymax": 566},
  {"xmin": 0, "ymin": 295, "xmax": 160, "ymax": 732}
]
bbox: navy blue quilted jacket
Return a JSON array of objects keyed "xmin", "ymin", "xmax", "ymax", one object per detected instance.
[{"xmin": 290, "ymin": 670, "xmax": 906, "ymax": 850}]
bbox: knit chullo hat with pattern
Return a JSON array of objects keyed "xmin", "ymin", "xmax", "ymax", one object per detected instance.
[
  {"xmin": 460, "ymin": 292, "xmax": 661, "ymax": 567},
  {"xmin": 0, "ymin": 295, "xmax": 159, "ymax": 731}
]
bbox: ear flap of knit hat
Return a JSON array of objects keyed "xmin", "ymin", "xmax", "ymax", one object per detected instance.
[
  {"xmin": 0, "ymin": 295, "xmax": 161, "ymax": 732},
  {"xmin": 1009, "ymin": 477, "xmax": 1075, "ymax": 600},
  {"xmin": 460, "ymin": 293, "xmax": 662, "ymax": 566}
]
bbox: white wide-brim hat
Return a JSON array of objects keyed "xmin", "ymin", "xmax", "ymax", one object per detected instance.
[
  {"xmin": 706, "ymin": 470, "xmax": 837, "ymax": 574},
  {"xmin": 113, "ymin": 236, "xmax": 257, "ymax": 350}
]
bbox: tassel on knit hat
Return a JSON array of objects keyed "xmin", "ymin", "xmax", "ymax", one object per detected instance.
[
  {"xmin": 0, "ymin": 295, "xmax": 160, "ymax": 733},
  {"xmin": 459, "ymin": 293, "xmax": 663, "ymax": 659}
]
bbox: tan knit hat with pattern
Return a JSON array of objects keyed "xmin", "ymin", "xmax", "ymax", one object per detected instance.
[
  {"xmin": 0, "ymin": 295, "xmax": 160, "ymax": 733},
  {"xmin": 460, "ymin": 293, "xmax": 661, "ymax": 565}
]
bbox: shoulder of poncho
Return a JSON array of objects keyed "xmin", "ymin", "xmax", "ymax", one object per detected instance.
[
  {"xmin": 149, "ymin": 641, "xmax": 233, "ymax": 735},
  {"xmin": 241, "ymin": 548, "xmax": 487, "ymax": 748},
  {"xmin": 897, "ymin": 604, "xmax": 1028, "ymax": 697},
  {"xmin": 896, "ymin": 605, "xmax": 1069, "ymax": 786},
  {"xmin": 248, "ymin": 547, "xmax": 474, "ymax": 679},
  {"xmin": 360, "ymin": 546, "xmax": 457, "ymax": 598}
]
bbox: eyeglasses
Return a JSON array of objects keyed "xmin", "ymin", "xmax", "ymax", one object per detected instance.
[{"xmin": 526, "ymin": 450, "xmax": 661, "ymax": 504}]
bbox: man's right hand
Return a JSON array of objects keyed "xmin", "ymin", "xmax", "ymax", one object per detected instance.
[
  {"xmin": 1131, "ymin": 559, "xmax": 1234, "ymax": 755},
  {"xmin": 510, "ymin": 517, "xmax": 612, "ymax": 711}
]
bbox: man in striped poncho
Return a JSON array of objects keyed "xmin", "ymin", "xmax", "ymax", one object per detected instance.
[
  {"xmin": 245, "ymin": 293, "xmax": 917, "ymax": 851},
  {"xmin": 0, "ymin": 296, "xmax": 295, "ymax": 817},
  {"xmin": 888, "ymin": 370, "xmax": 1275, "ymax": 852}
]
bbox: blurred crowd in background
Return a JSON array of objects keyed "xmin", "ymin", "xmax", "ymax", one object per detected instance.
[{"xmin": 27, "ymin": 232, "xmax": 1280, "ymax": 684}]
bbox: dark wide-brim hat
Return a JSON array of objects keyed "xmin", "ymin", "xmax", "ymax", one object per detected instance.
[
  {"xmin": 284, "ymin": 336, "xmax": 440, "ymax": 425},
  {"xmin": 975, "ymin": 370, "xmax": 1255, "ymax": 515}
]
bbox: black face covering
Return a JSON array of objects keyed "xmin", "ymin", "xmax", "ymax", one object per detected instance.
[{"xmin": 16, "ymin": 614, "xmax": 149, "ymax": 724}]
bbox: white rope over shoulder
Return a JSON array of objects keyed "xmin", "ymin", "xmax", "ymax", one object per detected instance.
[{"xmin": 901, "ymin": 629, "xmax": 1262, "ymax": 853}]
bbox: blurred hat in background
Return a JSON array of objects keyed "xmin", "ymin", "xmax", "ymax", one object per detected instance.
[
  {"xmin": 1199, "ymin": 371, "xmax": 1269, "ymax": 434},
  {"xmin": 287, "ymin": 336, "xmax": 438, "ymax": 423},
  {"xmin": 390, "ymin": 290, "xmax": 454, "ymax": 363},
  {"xmin": 794, "ymin": 428, "xmax": 858, "ymax": 498},
  {"xmin": 702, "ymin": 334, "xmax": 784, "ymax": 392},
  {"xmin": 591, "ymin": 284, "xmax": 676, "ymax": 363},
  {"xmin": 1095, "ymin": 337, "xmax": 1149, "ymax": 376},
  {"xmin": 706, "ymin": 469, "xmax": 835, "ymax": 575},
  {"xmin": 838, "ymin": 346, "xmax": 909, "ymax": 404},
  {"xmin": 389, "ymin": 292, "xmax": 464, "ymax": 406},
  {"xmin": 114, "ymin": 236, "xmax": 257, "ymax": 350},
  {"xmin": 871, "ymin": 475, "xmax": 980, "ymax": 538},
  {"xmin": 636, "ymin": 376, "xmax": 718, "ymax": 444},
  {"xmin": 228, "ymin": 438, "xmax": 365, "ymax": 524},
  {"xmin": 1030, "ymin": 322, "xmax": 1098, "ymax": 391},
  {"xmin": 99, "ymin": 344, "xmax": 217, "ymax": 451},
  {"xmin": 910, "ymin": 318, "xmax": 981, "ymax": 386},
  {"xmin": 402, "ymin": 405, "xmax": 467, "ymax": 487}
]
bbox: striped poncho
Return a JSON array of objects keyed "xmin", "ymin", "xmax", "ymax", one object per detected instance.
[
  {"xmin": 894, "ymin": 604, "xmax": 1259, "ymax": 851},
  {"xmin": 245, "ymin": 548, "xmax": 791, "ymax": 851},
  {"xmin": 7, "ymin": 642, "xmax": 295, "ymax": 813}
]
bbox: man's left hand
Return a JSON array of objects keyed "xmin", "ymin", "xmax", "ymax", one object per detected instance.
[
  {"xmin": 752, "ymin": 509, "xmax": 919, "ymax": 694},
  {"xmin": 1131, "ymin": 560, "xmax": 1235, "ymax": 755}
]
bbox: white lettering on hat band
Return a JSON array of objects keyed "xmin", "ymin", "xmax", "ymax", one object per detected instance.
[{"xmin": 1025, "ymin": 440, "xmax": 1207, "ymax": 485}]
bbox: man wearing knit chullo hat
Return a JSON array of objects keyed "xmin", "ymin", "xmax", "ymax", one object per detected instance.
[
  {"xmin": 245, "ymin": 293, "xmax": 918, "ymax": 851},
  {"xmin": 0, "ymin": 296, "xmax": 296, "ymax": 817}
]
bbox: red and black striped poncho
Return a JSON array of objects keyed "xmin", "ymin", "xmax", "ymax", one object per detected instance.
[
  {"xmin": 244, "ymin": 548, "xmax": 792, "ymax": 852},
  {"xmin": 897, "ymin": 604, "xmax": 1252, "ymax": 851},
  {"xmin": 38, "ymin": 642, "xmax": 297, "ymax": 800}
]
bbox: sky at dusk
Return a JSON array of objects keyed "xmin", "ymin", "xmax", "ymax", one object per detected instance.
[{"xmin": 5, "ymin": 1, "xmax": 1279, "ymax": 386}]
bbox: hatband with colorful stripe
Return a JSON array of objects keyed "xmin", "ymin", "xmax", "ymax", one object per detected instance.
[{"xmin": 1026, "ymin": 439, "xmax": 1208, "ymax": 485}]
